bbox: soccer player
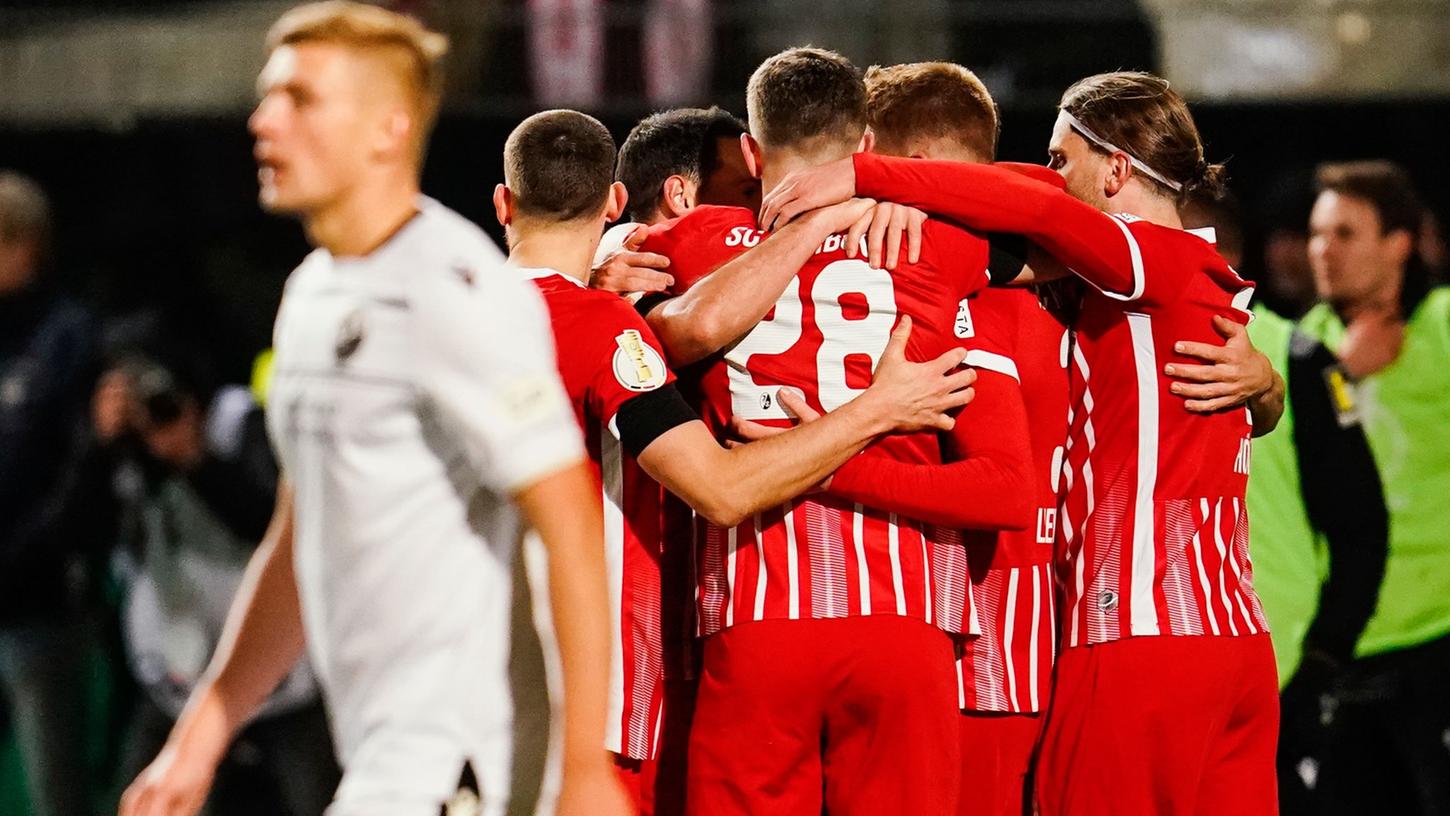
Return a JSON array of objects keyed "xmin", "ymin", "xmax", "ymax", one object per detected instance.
[
  {"xmin": 860, "ymin": 61, "xmax": 1065, "ymax": 816},
  {"xmin": 638, "ymin": 48, "xmax": 1036, "ymax": 816},
  {"xmin": 591, "ymin": 106, "xmax": 758, "ymax": 297},
  {"xmin": 492, "ymin": 109, "xmax": 980, "ymax": 815},
  {"xmin": 119, "ymin": 5, "xmax": 629, "ymax": 816},
  {"xmin": 762, "ymin": 70, "xmax": 1285, "ymax": 815}
]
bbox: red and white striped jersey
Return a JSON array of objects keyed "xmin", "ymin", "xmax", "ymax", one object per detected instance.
[
  {"xmin": 957, "ymin": 287, "xmax": 1068, "ymax": 713},
  {"xmin": 641, "ymin": 206, "xmax": 994, "ymax": 637},
  {"xmin": 850, "ymin": 153, "xmax": 1270, "ymax": 652},
  {"xmin": 1056, "ymin": 220, "xmax": 1267, "ymax": 647},
  {"xmin": 527, "ymin": 268, "xmax": 673, "ymax": 761}
]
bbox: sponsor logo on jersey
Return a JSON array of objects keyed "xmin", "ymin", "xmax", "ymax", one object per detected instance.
[
  {"xmin": 613, "ymin": 329, "xmax": 668, "ymax": 392},
  {"xmin": 334, "ymin": 309, "xmax": 366, "ymax": 364},
  {"xmin": 1098, "ymin": 589, "xmax": 1118, "ymax": 613},
  {"xmin": 724, "ymin": 225, "xmax": 764, "ymax": 248},
  {"xmin": 955, "ymin": 298, "xmax": 975, "ymax": 339},
  {"xmin": 1323, "ymin": 364, "xmax": 1362, "ymax": 428}
]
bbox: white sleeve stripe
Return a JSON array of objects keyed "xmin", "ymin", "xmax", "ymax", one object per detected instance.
[
  {"xmin": 964, "ymin": 349, "xmax": 1021, "ymax": 382},
  {"xmin": 1231, "ymin": 285, "xmax": 1255, "ymax": 321},
  {"xmin": 1085, "ymin": 216, "xmax": 1146, "ymax": 302}
]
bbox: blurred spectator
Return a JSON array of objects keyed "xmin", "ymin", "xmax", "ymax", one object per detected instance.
[
  {"xmin": 1184, "ymin": 191, "xmax": 1390, "ymax": 816},
  {"xmin": 101, "ymin": 353, "xmax": 339, "ymax": 815},
  {"xmin": 0, "ymin": 171, "xmax": 107, "ymax": 816},
  {"xmin": 1298, "ymin": 160, "xmax": 1450, "ymax": 815},
  {"xmin": 1256, "ymin": 168, "xmax": 1320, "ymax": 317}
]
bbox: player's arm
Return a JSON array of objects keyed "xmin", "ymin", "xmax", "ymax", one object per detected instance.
[
  {"xmin": 1289, "ymin": 333, "xmax": 1388, "ymax": 678},
  {"xmin": 633, "ymin": 318, "xmax": 976, "ymax": 527},
  {"xmin": 1166, "ymin": 314, "xmax": 1286, "ymax": 435},
  {"xmin": 414, "ymin": 268, "xmax": 629, "ymax": 816},
  {"xmin": 120, "ymin": 481, "xmax": 305, "ymax": 816},
  {"xmin": 644, "ymin": 198, "xmax": 881, "ymax": 366},
  {"xmin": 760, "ymin": 154, "xmax": 1146, "ymax": 296},
  {"xmin": 823, "ymin": 368, "xmax": 1034, "ymax": 530}
]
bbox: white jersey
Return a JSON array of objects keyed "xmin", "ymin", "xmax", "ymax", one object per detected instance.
[{"xmin": 267, "ymin": 198, "xmax": 584, "ymax": 815}]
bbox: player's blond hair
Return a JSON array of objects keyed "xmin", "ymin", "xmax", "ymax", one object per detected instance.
[
  {"xmin": 267, "ymin": 1, "xmax": 449, "ymax": 148},
  {"xmin": 865, "ymin": 62, "xmax": 999, "ymax": 162}
]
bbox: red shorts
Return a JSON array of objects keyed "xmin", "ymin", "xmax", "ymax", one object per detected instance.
[
  {"xmin": 1035, "ymin": 634, "xmax": 1278, "ymax": 816},
  {"xmin": 958, "ymin": 710, "xmax": 1043, "ymax": 816},
  {"xmin": 616, "ymin": 677, "xmax": 698, "ymax": 816},
  {"xmin": 686, "ymin": 616, "xmax": 959, "ymax": 816}
]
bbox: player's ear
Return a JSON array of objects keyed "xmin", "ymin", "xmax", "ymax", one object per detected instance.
[
  {"xmin": 741, "ymin": 133, "xmax": 764, "ymax": 180},
  {"xmin": 605, "ymin": 181, "xmax": 628, "ymax": 222},
  {"xmin": 492, "ymin": 184, "xmax": 513, "ymax": 227},
  {"xmin": 858, "ymin": 128, "xmax": 875, "ymax": 154},
  {"xmin": 1384, "ymin": 226, "xmax": 1414, "ymax": 267},
  {"xmin": 661, "ymin": 175, "xmax": 692, "ymax": 218},
  {"xmin": 381, "ymin": 109, "xmax": 412, "ymax": 157},
  {"xmin": 1103, "ymin": 152, "xmax": 1133, "ymax": 198}
]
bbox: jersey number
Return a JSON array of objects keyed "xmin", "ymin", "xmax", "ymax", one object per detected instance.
[{"xmin": 724, "ymin": 259, "xmax": 897, "ymax": 420}]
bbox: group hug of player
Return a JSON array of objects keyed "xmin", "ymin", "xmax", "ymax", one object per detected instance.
[
  {"xmin": 115, "ymin": 3, "xmax": 1289, "ymax": 814},
  {"xmin": 523, "ymin": 45, "xmax": 1285, "ymax": 816}
]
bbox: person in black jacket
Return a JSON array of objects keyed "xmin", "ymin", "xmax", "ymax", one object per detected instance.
[{"xmin": 0, "ymin": 171, "xmax": 107, "ymax": 816}]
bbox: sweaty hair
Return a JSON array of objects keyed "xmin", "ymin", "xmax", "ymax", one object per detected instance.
[
  {"xmin": 617, "ymin": 107, "xmax": 748, "ymax": 222},
  {"xmin": 266, "ymin": 1, "xmax": 449, "ymax": 141},
  {"xmin": 0, "ymin": 171, "xmax": 51, "ymax": 250},
  {"xmin": 865, "ymin": 62, "xmax": 999, "ymax": 161},
  {"xmin": 746, "ymin": 47, "xmax": 866, "ymax": 154},
  {"xmin": 1059, "ymin": 71, "xmax": 1225, "ymax": 201},
  {"xmin": 504, "ymin": 110, "xmax": 617, "ymax": 222},
  {"xmin": 1315, "ymin": 160, "xmax": 1424, "ymax": 238}
]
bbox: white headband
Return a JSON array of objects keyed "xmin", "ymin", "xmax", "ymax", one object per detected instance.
[{"xmin": 1061, "ymin": 110, "xmax": 1184, "ymax": 193}]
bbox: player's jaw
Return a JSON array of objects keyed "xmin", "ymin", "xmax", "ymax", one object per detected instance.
[{"xmin": 697, "ymin": 136, "xmax": 761, "ymax": 211}]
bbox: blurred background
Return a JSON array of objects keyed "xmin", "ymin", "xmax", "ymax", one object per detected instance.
[{"xmin": 2, "ymin": 1, "xmax": 1447, "ymax": 814}]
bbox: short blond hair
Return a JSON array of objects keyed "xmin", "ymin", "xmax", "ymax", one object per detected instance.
[
  {"xmin": 267, "ymin": 1, "xmax": 449, "ymax": 138},
  {"xmin": 865, "ymin": 62, "xmax": 998, "ymax": 161}
]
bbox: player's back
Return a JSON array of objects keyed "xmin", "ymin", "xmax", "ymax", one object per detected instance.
[
  {"xmin": 268, "ymin": 199, "xmax": 583, "ymax": 798},
  {"xmin": 1060, "ymin": 219, "xmax": 1267, "ymax": 646},
  {"xmin": 642, "ymin": 205, "xmax": 991, "ymax": 636},
  {"xmin": 526, "ymin": 268, "xmax": 675, "ymax": 761},
  {"xmin": 958, "ymin": 285, "xmax": 1069, "ymax": 712}
]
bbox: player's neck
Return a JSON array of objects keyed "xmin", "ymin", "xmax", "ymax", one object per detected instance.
[
  {"xmin": 507, "ymin": 221, "xmax": 599, "ymax": 284},
  {"xmin": 306, "ymin": 174, "xmax": 422, "ymax": 258},
  {"xmin": 760, "ymin": 149, "xmax": 855, "ymax": 199},
  {"xmin": 1102, "ymin": 186, "xmax": 1182, "ymax": 231}
]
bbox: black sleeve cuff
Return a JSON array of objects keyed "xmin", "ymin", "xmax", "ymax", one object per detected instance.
[
  {"xmin": 616, "ymin": 383, "xmax": 699, "ymax": 458},
  {"xmin": 634, "ymin": 292, "xmax": 674, "ymax": 320},
  {"xmin": 986, "ymin": 232, "xmax": 1030, "ymax": 284}
]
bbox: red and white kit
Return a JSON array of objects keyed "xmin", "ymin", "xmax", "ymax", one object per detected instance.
[
  {"xmin": 642, "ymin": 205, "xmax": 1031, "ymax": 816},
  {"xmin": 852, "ymin": 153, "xmax": 1278, "ymax": 816},
  {"xmin": 527, "ymin": 268, "xmax": 682, "ymax": 765}
]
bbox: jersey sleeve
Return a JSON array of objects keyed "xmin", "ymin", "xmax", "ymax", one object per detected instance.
[
  {"xmin": 413, "ymin": 262, "xmax": 585, "ymax": 494},
  {"xmin": 826, "ymin": 370, "xmax": 1034, "ymax": 530},
  {"xmin": 639, "ymin": 206, "xmax": 758, "ymax": 294},
  {"xmin": 584, "ymin": 299, "xmax": 679, "ymax": 429},
  {"xmin": 852, "ymin": 153, "xmax": 1186, "ymax": 307},
  {"xmin": 953, "ymin": 290, "xmax": 1021, "ymax": 384}
]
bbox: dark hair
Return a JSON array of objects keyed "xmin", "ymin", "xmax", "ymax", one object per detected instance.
[
  {"xmin": 1181, "ymin": 188, "xmax": 1244, "ymax": 262},
  {"xmin": 1316, "ymin": 159, "xmax": 1432, "ymax": 313},
  {"xmin": 616, "ymin": 107, "xmax": 747, "ymax": 222},
  {"xmin": 503, "ymin": 109, "xmax": 616, "ymax": 221},
  {"xmin": 746, "ymin": 47, "xmax": 866, "ymax": 153},
  {"xmin": 1315, "ymin": 160, "xmax": 1424, "ymax": 238},
  {"xmin": 865, "ymin": 62, "xmax": 999, "ymax": 161},
  {"xmin": 1059, "ymin": 71, "xmax": 1225, "ymax": 201}
]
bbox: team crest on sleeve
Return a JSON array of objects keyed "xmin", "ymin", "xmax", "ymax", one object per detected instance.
[
  {"xmin": 613, "ymin": 329, "xmax": 668, "ymax": 392},
  {"xmin": 955, "ymin": 298, "xmax": 975, "ymax": 339}
]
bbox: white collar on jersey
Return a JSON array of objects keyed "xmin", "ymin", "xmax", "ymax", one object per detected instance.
[
  {"xmin": 1185, "ymin": 226, "xmax": 1218, "ymax": 244},
  {"xmin": 1060, "ymin": 110, "xmax": 1185, "ymax": 193},
  {"xmin": 514, "ymin": 266, "xmax": 586, "ymax": 287}
]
